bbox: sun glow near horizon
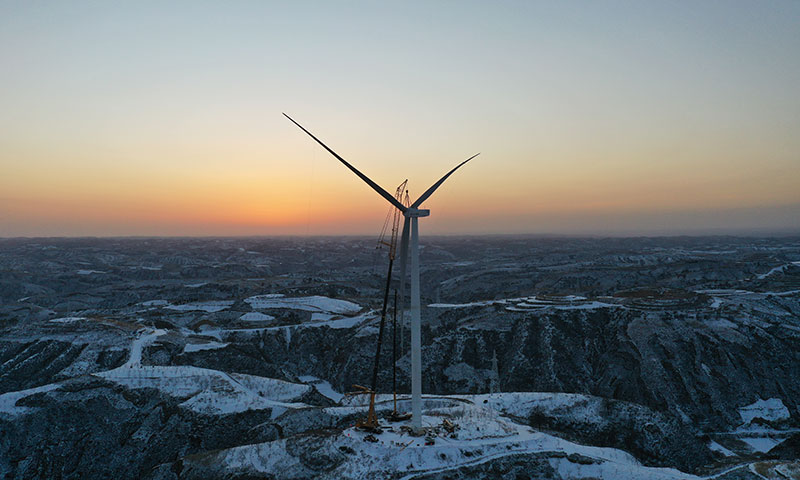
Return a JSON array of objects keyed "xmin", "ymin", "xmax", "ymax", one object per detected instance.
[{"xmin": 1, "ymin": 2, "xmax": 799, "ymax": 237}]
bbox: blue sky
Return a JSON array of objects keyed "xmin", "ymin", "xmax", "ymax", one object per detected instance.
[{"xmin": 1, "ymin": 1, "xmax": 798, "ymax": 236}]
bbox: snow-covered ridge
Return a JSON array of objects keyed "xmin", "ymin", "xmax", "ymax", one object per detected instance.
[
  {"xmin": 206, "ymin": 311, "xmax": 378, "ymax": 344},
  {"xmin": 87, "ymin": 327, "xmax": 311, "ymax": 418},
  {"xmin": 430, "ymin": 295, "xmax": 619, "ymax": 312},
  {"xmin": 756, "ymin": 261, "xmax": 800, "ymax": 279},
  {"xmin": 0, "ymin": 384, "xmax": 60, "ymax": 417},
  {"xmin": 96, "ymin": 365, "xmax": 310, "ymax": 418},
  {"xmin": 245, "ymin": 295, "xmax": 361, "ymax": 314}
]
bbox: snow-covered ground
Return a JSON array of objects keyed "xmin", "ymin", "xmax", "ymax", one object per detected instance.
[
  {"xmin": 0, "ymin": 327, "xmax": 174, "ymax": 419},
  {"xmin": 125, "ymin": 328, "xmax": 167, "ymax": 367},
  {"xmin": 183, "ymin": 341, "xmax": 228, "ymax": 353},
  {"xmin": 240, "ymin": 312, "xmax": 276, "ymax": 322},
  {"xmin": 214, "ymin": 396, "xmax": 700, "ymax": 480},
  {"xmin": 467, "ymin": 392, "xmax": 592, "ymax": 420},
  {"xmin": 246, "ymin": 294, "xmax": 361, "ymax": 314},
  {"xmin": 76, "ymin": 269, "xmax": 106, "ymax": 275},
  {"xmin": 140, "ymin": 299, "xmax": 169, "ymax": 307},
  {"xmin": 49, "ymin": 316, "xmax": 86, "ymax": 324},
  {"xmin": 739, "ymin": 437, "xmax": 784, "ymax": 454},
  {"xmin": 430, "ymin": 295, "xmax": 621, "ymax": 312},
  {"xmin": 699, "ymin": 398, "xmax": 795, "ymax": 456},
  {"xmin": 306, "ymin": 311, "xmax": 374, "ymax": 329},
  {"xmin": 96, "ymin": 365, "xmax": 310, "ymax": 417},
  {"xmin": 738, "ymin": 398, "xmax": 790, "ymax": 425},
  {"xmin": 84, "ymin": 327, "xmax": 311, "ymax": 417},
  {"xmin": 297, "ymin": 375, "xmax": 344, "ymax": 403},
  {"xmin": 0, "ymin": 384, "xmax": 60, "ymax": 417},
  {"xmin": 707, "ymin": 441, "xmax": 736, "ymax": 457},
  {"xmin": 428, "ymin": 297, "xmax": 526, "ymax": 309},
  {"xmin": 165, "ymin": 301, "xmax": 234, "ymax": 313},
  {"xmin": 695, "ymin": 289, "xmax": 754, "ymax": 296},
  {"xmin": 708, "ymin": 297, "xmax": 724, "ymax": 309},
  {"xmin": 756, "ymin": 261, "xmax": 800, "ymax": 279},
  {"xmin": 202, "ymin": 311, "xmax": 378, "ymax": 344}
]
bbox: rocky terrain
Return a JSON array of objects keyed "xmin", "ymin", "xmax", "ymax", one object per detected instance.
[{"xmin": 1, "ymin": 235, "xmax": 799, "ymax": 479}]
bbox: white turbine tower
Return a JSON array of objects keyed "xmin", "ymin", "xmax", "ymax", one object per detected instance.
[{"xmin": 284, "ymin": 113, "xmax": 478, "ymax": 429}]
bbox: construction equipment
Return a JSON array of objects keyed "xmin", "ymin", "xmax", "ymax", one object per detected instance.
[
  {"xmin": 353, "ymin": 180, "xmax": 408, "ymax": 431},
  {"xmin": 350, "ymin": 384, "xmax": 382, "ymax": 433},
  {"xmin": 390, "ymin": 289, "xmax": 411, "ymax": 422}
]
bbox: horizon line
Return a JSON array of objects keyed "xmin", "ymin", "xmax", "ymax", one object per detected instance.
[{"xmin": 2, "ymin": 230, "xmax": 800, "ymax": 241}]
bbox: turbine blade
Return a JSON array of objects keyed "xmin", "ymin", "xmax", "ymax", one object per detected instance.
[
  {"xmin": 411, "ymin": 153, "xmax": 479, "ymax": 208},
  {"xmin": 283, "ymin": 113, "xmax": 407, "ymax": 213}
]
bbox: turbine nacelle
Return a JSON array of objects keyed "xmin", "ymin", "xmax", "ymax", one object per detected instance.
[{"xmin": 405, "ymin": 208, "xmax": 430, "ymax": 218}]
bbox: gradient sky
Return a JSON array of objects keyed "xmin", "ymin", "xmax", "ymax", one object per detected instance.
[{"xmin": 1, "ymin": 1, "xmax": 799, "ymax": 237}]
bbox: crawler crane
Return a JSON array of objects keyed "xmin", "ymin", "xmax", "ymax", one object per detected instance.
[{"xmin": 355, "ymin": 180, "xmax": 409, "ymax": 431}]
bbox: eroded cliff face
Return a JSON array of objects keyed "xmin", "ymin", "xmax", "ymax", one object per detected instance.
[
  {"xmin": 9, "ymin": 303, "xmax": 797, "ymax": 433},
  {"xmin": 133, "ymin": 302, "xmax": 800, "ymax": 431},
  {"xmin": 0, "ymin": 339, "xmax": 127, "ymax": 394},
  {"xmin": 1, "ymin": 236, "xmax": 798, "ymax": 479},
  {"xmin": 0, "ymin": 376, "xmax": 294, "ymax": 480},
  {"xmin": 1, "ymin": 298, "xmax": 797, "ymax": 478}
]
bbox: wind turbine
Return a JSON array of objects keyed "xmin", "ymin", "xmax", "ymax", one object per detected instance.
[{"xmin": 284, "ymin": 113, "xmax": 478, "ymax": 430}]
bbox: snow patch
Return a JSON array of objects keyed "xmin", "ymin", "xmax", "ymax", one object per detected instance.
[
  {"xmin": 430, "ymin": 295, "xmax": 618, "ymax": 312},
  {"xmin": 184, "ymin": 341, "xmax": 229, "ymax": 353},
  {"xmin": 240, "ymin": 312, "xmax": 276, "ymax": 322},
  {"xmin": 738, "ymin": 398, "xmax": 790, "ymax": 424},
  {"xmin": 49, "ymin": 316, "xmax": 86, "ymax": 324},
  {"xmin": 165, "ymin": 301, "xmax": 234, "ymax": 313},
  {"xmin": 95, "ymin": 365, "xmax": 310, "ymax": 417},
  {"xmin": 298, "ymin": 375, "xmax": 344, "ymax": 403},
  {"xmin": 315, "ymin": 313, "xmax": 372, "ymax": 329},
  {"xmin": 757, "ymin": 263, "xmax": 797, "ymax": 279},
  {"xmin": 740, "ymin": 436, "xmax": 784, "ymax": 453},
  {"xmin": 0, "ymin": 384, "xmax": 60, "ymax": 417},
  {"xmin": 76, "ymin": 269, "xmax": 105, "ymax": 275},
  {"xmin": 141, "ymin": 299, "xmax": 169, "ymax": 307},
  {"xmin": 246, "ymin": 295, "xmax": 361, "ymax": 314},
  {"xmin": 708, "ymin": 440, "xmax": 736, "ymax": 457},
  {"xmin": 310, "ymin": 312, "xmax": 336, "ymax": 322},
  {"xmin": 125, "ymin": 329, "xmax": 167, "ymax": 367},
  {"xmin": 470, "ymin": 392, "xmax": 590, "ymax": 420}
]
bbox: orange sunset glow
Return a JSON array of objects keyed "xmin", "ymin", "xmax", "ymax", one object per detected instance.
[{"xmin": 1, "ymin": 2, "xmax": 799, "ymax": 237}]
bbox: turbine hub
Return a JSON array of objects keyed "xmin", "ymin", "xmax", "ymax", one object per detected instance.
[{"xmin": 405, "ymin": 208, "xmax": 430, "ymax": 218}]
